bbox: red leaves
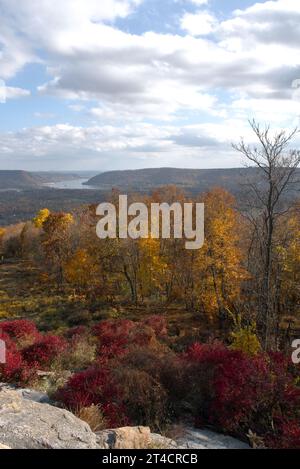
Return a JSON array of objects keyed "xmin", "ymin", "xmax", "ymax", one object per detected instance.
[
  {"xmin": 183, "ymin": 341, "xmax": 300, "ymax": 448},
  {"xmin": 92, "ymin": 318, "xmax": 165, "ymax": 359},
  {"xmin": 55, "ymin": 365, "xmax": 129, "ymax": 428},
  {"xmin": 0, "ymin": 319, "xmax": 40, "ymax": 344},
  {"xmin": 22, "ymin": 335, "xmax": 67, "ymax": 367},
  {"xmin": 1, "ymin": 318, "xmax": 299, "ymax": 447},
  {"xmin": 0, "ymin": 329, "xmax": 24, "ymax": 383}
]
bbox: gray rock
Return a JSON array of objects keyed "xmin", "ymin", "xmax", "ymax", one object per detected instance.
[
  {"xmin": 175, "ymin": 428, "xmax": 250, "ymax": 449},
  {"xmin": 0, "ymin": 387, "xmax": 98, "ymax": 449},
  {"xmin": 0, "ymin": 383, "xmax": 50, "ymax": 404},
  {"xmin": 0, "ymin": 384, "xmax": 250, "ymax": 450},
  {"xmin": 149, "ymin": 433, "xmax": 177, "ymax": 449},
  {"xmin": 97, "ymin": 426, "xmax": 151, "ymax": 449},
  {"xmin": 0, "ymin": 443, "xmax": 11, "ymax": 449},
  {"xmin": 96, "ymin": 426, "xmax": 250, "ymax": 450}
]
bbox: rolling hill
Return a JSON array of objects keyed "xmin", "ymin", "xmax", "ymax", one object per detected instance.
[
  {"xmin": 84, "ymin": 167, "xmax": 260, "ymax": 194},
  {"xmin": 0, "ymin": 170, "xmax": 42, "ymax": 190}
]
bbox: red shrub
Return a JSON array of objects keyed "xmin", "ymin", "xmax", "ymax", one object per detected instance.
[
  {"xmin": 182, "ymin": 342, "xmax": 300, "ymax": 447},
  {"xmin": 55, "ymin": 365, "xmax": 129, "ymax": 428},
  {"xmin": 92, "ymin": 320, "xmax": 135, "ymax": 358},
  {"xmin": 22, "ymin": 334, "xmax": 67, "ymax": 368},
  {"xmin": 92, "ymin": 319, "xmax": 164, "ymax": 358},
  {"xmin": 142, "ymin": 316, "xmax": 168, "ymax": 338},
  {"xmin": 266, "ymin": 419, "xmax": 300, "ymax": 449},
  {"xmin": 93, "ymin": 320, "xmax": 135, "ymax": 341},
  {"xmin": 0, "ymin": 339, "xmax": 22, "ymax": 382},
  {"xmin": 0, "ymin": 330, "xmax": 31, "ymax": 383},
  {"xmin": 0, "ymin": 320, "xmax": 40, "ymax": 344}
]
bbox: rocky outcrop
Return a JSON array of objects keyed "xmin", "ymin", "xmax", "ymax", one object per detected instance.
[
  {"xmin": 95, "ymin": 427, "xmax": 250, "ymax": 450},
  {"xmin": 97, "ymin": 427, "xmax": 152, "ymax": 449},
  {"xmin": 0, "ymin": 384, "xmax": 250, "ymax": 449},
  {"xmin": 0, "ymin": 443, "xmax": 11, "ymax": 449},
  {"xmin": 0, "ymin": 385, "xmax": 98, "ymax": 449},
  {"xmin": 175, "ymin": 428, "xmax": 250, "ymax": 449}
]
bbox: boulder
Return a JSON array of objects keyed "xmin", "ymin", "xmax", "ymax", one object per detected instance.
[
  {"xmin": 149, "ymin": 433, "xmax": 177, "ymax": 449},
  {"xmin": 0, "ymin": 443, "xmax": 11, "ymax": 449},
  {"xmin": 0, "ymin": 386, "xmax": 98, "ymax": 449},
  {"xmin": 96, "ymin": 426, "xmax": 250, "ymax": 449},
  {"xmin": 97, "ymin": 426, "xmax": 151, "ymax": 449},
  {"xmin": 175, "ymin": 428, "xmax": 250, "ymax": 449}
]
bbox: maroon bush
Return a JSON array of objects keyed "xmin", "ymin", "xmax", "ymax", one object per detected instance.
[
  {"xmin": 182, "ymin": 342, "xmax": 300, "ymax": 448},
  {"xmin": 0, "ymin": 330, "xmax": 23, "ymax": 382},
  {"xmin": 22, "ymin": 334, "xmax": 67, "ymax": 368},
  {"xmin": 92, "ymin": 320, "xmax": 135, "ymax": 358},
  {"xmin": 0, "ymin": 320, "xmax": 40, "ymax": 343},
  {"xmin": 266, "ymin": 418, "xmax": 300, "ymax": 449},
  {"xmin": 55, "ymin": 365, "xmax": 129, "ymax": 428}
]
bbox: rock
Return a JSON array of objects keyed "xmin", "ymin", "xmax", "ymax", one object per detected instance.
[
  {"xmin": 0, "ymin": 386, "xmax": 98, "ymax": 449},
  {"xmin": 0, "ymin": 384, "xmax": 250, "ymax": 450},
  {"xmin": 175, "ymin": 428, "xmax": 250, "ymax": 449},
  {"xmin": 0, "ymin": 383, "xmax": 50, "ymax": 404},
  {"xmin": 149, "ymin": 433, "xmax": 177, "ymax": 449},
  {"xmin": 96, "ymin": 426, "xmax": 250, "ymax": 450},
  {"xmin": 97, "ymin": 426, "xmax": 151, "ymax": 449},
  {"xmin": 0, "ymin": 443, "xmax": 11, "ymax": 449}
]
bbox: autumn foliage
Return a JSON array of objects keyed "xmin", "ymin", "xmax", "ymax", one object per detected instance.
[{"xmin": 0, "ymin": 318, "xmax": 299, "ymax": 448}]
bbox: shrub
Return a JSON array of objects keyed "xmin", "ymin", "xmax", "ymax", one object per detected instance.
[
  {"xmin": 93, "ymin": 319, "xmax": 135, "ymax": 356},
  {"xmin": 22, "ymin": 334, "xmax": 67, "ymax": 368},
  {"xmin": 92, "ymin": 318, "xmax": 167, "ymax": 360},
  {"xmin": 116, "ymin": 367, "xmax": 169, "ymax": 431},
  {"xmin": 114, "ymin": 346, "xmax": 177, "ymax": 430},
  {"xmin": 142, "ymin": 316, "xmax": 168, "ymax": 338},
  {"xmin": 229, "ymin": 317, "xmax": 261, "ymax": 356},
  {"xmin": 182, "ymin": 342, "xmax": 300, "ymax": 447},
  {"xmin": 0, "ymin": 330, "xmax": 34, "ymax": 384},
  {"xmin": 60, "ymin": 336, "xmax": 96, "ymax": 371},
  {"xmin": 266, "ymin": 419, "xmax": 300, "ymax": 449},
  {"xmin": 55, "ymin": 365, "xmax": 129, "ymax": 428},
  {"xmin": 129, "ymin": 325, "xmax": 160, "ymax": 348},
  {"xmin": 0, "ymin": 319, "xmax": 40, "ymax": 348},
  {"xmin": 64, "ymin": 326, "xmax": 87, "ymax": 340},
  {"xmin": 0, "ymin": 331, "xmax": 23, "ymax": 382}
]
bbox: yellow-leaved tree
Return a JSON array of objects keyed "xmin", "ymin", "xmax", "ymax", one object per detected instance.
[
  {"xmin": 197, "ymin": 188, "xmax": 248, "ymax": 323},
  {"xmin": 138, "ymin": 237, "xmax": 167, "ymax": 299},
  {"xmin": 40, "ymin": 212, "xmax": 74, "ymax": 285},
  {"xmin": 33, "ymin": 208, "xmax": 51, "ymax": 228},
  {"xmin": 64, "ymin": 248, "xmax": 100, "ymax": 292}
]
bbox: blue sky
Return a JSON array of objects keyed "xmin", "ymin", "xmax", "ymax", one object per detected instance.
[{"xmin": 0, "ymin": 0, "xmax": 300, "ymax": 171}]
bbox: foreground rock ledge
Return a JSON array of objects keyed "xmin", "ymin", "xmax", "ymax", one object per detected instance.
[
  {"xmin": 0, "ymin": 385, "xmax": 250, "ymax": 449},
  {"xmin": 0, "ymin": 386, "xmax": 98, "ymax": 449}
]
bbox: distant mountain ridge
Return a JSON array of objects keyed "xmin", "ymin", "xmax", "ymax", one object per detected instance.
[
  {"xmin": 84, "ymin": 167, "xmax": 261, "ymax": 193},
  {"xmin": 0, "ymin": 170, "xmax": 41, "ymax": 190}
]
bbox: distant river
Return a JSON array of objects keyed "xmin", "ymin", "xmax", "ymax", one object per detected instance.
[{"xmin": 43, "ymin": 179, "xmax": 96, "ymax": 190}]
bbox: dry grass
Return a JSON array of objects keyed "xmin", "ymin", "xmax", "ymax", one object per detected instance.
[{"xmin": 75, "ymin": 404, "xmax": 108, "ymax": 432}]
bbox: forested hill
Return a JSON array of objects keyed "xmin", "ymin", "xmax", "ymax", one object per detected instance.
[
  {"xmin": 0, "ymin": 170, "xmax": 41, "ymax": 190},
  {"xmin": 84, "ymin": 167, "xmax": 259, "ymax": 193}
]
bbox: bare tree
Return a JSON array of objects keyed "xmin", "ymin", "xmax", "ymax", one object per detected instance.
[{"xmin": 233, "ymin": 119, "xmax": 300, "ymax": 350}]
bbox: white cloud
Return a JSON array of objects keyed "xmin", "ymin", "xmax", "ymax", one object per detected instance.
[
  {"xmin": 1, "ymin": 0, "xmax": 300, "ymax": 168},
  {"xmin": 189, "ymin": 0, "xmax": 209, "ymax": 5},
  {"xmin": 180, "ymin": 10, "xmax": 217, "ymax": 36},
  {"xmin": 0, "ymin": 121, "xmax": 243, "ymax": 170},
  {"xmin": 0, "ymin": 82, "xmax": 30, "ymax": 102}
]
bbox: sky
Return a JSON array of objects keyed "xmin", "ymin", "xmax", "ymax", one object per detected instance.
[{"xmin": 0, "ymin": 0, "xmax": 300, "ymax": 171}]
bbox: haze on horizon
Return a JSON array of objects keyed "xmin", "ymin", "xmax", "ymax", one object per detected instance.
[{"xmin": 0, "ymin": 0, "xmax": 300, "ymax": 172}]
